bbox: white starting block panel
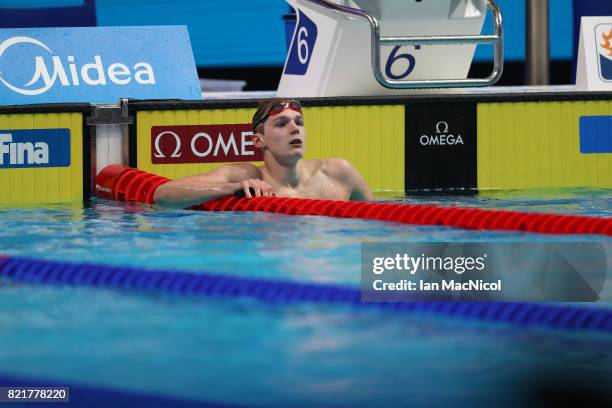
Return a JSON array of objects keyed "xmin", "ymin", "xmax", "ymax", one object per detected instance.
[
  {"xmin": 576, "ymin": 17, "xmax": 612, "ymax": 91},
  {"xmin": 277, "ymin": 0, "xmax": 503, "ymax": 97}
]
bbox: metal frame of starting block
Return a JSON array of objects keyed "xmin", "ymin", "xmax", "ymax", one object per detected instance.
[{"xmin": 278, "ymin": 0, "xmax": 504, "ymax": 97}]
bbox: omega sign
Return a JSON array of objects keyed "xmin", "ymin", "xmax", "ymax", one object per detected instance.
[
  {"xmin": 420, "ymin": 121, "xmax": 464, "ymax": 146},
  {"xmin": 151, "ymin": 124, "xmax": 263, "ymax": 164}
]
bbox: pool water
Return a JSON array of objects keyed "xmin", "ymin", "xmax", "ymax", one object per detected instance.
[{"xmin": 0, "ymin": 189, "xmax": 611, "ymax": 407}]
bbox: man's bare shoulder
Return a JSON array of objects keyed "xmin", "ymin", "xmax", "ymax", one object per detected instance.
[
  {"xmin": 175, "ymin": 162, "xmax": 262, "ymax": 185},
  {"xmin": 224, "ymin": 162, "xmax": 262, "ymax": 175},
  {"xmin": 210, "ymin": 162, "xmax": 262, "ymax": 180},
  {"xmin": 299, "ymin": 158, "xmax": 353, "ymax": 173},
  {"xmin": 321, "ymin": 158, "xmax": 373, "ymax": 201},
  {"xmin": 320, "ymin": 158, "xmax": 359, "ymax": 180}
]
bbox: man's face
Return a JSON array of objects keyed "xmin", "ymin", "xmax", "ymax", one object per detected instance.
[{"xmin": 257, "ymin": 108, "xmax": 306, "ymax": 161}]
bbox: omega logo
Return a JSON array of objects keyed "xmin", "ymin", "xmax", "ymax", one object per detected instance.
[
  {"xmin": 154, "ymin": 131, "xmax": 182, "ymax": 158},
  {"xmin": 153, "ymin": 129, "xmax": 255, "ymax": 158},
  {"xmin": 151, "ymin": 125, "xmax": 261, "ymax": 164},
  {"xmin": 419, "ymin": 121, "xmax": 464, "ymax": 146}
]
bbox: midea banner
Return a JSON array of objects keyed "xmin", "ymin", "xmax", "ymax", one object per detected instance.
[{"xmin": 0, "ymin": 26, "xmax": 201, "ymax": 104}]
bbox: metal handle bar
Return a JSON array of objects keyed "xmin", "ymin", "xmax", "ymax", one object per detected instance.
[{"xmin": 302, "ymin": 0, "xmax": 504, "ymax": 88}]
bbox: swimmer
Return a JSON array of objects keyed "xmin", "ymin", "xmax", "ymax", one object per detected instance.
[{"xmin": 153, "ymin": 99, "xmax": 373, "ymax": 208}]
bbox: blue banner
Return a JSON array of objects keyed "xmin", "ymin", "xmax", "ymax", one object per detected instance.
[
  {"xmin": 0, "ymin": 129, "xmax": 70, "ymax": 168},
  {"xmin": 0, "ymin": 26, "xmax": 201, "ymax": 104},
  {"xmin": 579, "ymin": 116, "xmax": 612, "ymax": 153}
]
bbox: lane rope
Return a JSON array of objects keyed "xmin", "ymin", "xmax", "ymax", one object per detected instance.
[
  {"xmin": 1, "ymin": 256, "xmax": 610, "ymax": 333},
  {"xmin": 95, "ymin": 165, "xmax": 612, "ymax": 236}
]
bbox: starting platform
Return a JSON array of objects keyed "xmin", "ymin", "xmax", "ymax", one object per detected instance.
[{"xmin": 277, "ymin": 0, "xmax": 503, "ymax": 97}]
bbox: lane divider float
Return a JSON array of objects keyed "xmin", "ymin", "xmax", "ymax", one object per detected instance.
[
  {"xmin": 95, "ymin": 164, "xmax": 612, "ymax": 236},
  {"xmin": 1, "ymin": 256, "xmax": 610, "ymax": 333}
]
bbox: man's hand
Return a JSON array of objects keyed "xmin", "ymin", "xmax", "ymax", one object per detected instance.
[{"xmin": 239, "ymin": 179, "xmax": 275, "ymax": 198}]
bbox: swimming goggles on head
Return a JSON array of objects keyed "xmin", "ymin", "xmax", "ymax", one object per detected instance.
[{"xmin": 252, "ymin": 100, "xmax": 302, "ymax": 131}]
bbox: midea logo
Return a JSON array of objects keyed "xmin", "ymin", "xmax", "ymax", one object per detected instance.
[
  {"xmin": 419, "ymin": 121, "xmax": 464, "ymax": 146},
  {"xmin": 0, "ymin": 36, "xmax": 156, "ymax": 96}
]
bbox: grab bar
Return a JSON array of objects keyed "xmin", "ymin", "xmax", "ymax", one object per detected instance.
[{"xmin": 302, "ymin": 0, "xmax": 504, "ymax": 88}]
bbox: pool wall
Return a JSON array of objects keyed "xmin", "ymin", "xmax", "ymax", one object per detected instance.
[
  {"xmin": 0, "ymin": 91, "xmax": 611, "ymax": 205},
  {"xmin": 478, "ymin": 101, "xmax": 612, "ymax": 190},
  {"xmin": 0, "ymin": 105, "xmax": 89, "ymax": 205},
  {"xmin": 135, "ymin": 105, "xmax": 405, "ymax": 194}
]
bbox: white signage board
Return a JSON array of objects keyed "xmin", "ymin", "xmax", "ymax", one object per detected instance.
[{"xmin": 576, "ymin": 17, "xmax": 612, "ymax": 90}]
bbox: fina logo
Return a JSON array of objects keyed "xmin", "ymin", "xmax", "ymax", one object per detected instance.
[
  {"xmin": 0, "ymin": 36, "xmax": 156, "ymax": 96},
  {"xmin": 0, "ymin": 133, "xmax": 48, "ymax": 165},
  {"xmin": 420, "ymin": 121, "xmax": 464, "ymax": 146}
]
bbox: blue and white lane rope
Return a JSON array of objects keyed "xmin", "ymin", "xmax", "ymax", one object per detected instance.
[{"xmin": 0, "ymin": 256, "xmax": 610, "ymax": 333}]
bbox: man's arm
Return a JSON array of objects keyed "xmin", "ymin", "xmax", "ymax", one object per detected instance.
[
  {"xmin": 326, "ymin": 159, "xmax": 373, "ymax": 201},
  {"xmin": 153, "ymin": 163, "xmax": 273, "ymax": 208}
]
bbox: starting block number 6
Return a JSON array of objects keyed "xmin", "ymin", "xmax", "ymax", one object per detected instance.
[
  {"xmin": 385, "ymin": 46, "xmax": 419, "ymax": 80},
  {"xmin": 284, "ymin": 11, "xmax": 319, "ymax": 75},
  {"xmin": 282, "ymin": 10, "xmax": 419, "ymax": 81},
  {"xmin": 297, "ymin": 27, "xmax": 310, "ymax": 64}
]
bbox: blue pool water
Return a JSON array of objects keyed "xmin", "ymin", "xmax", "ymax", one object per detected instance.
[{"xmin": 0, "ymin": 189, "xmax": 611, "ymax": 407}]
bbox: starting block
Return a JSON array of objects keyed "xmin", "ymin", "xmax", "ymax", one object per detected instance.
[{"xmin": 277, "ymin": 0, "xmax": 504, "ymax": 97}]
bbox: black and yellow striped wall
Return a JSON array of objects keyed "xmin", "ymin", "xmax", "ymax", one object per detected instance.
[
  {"xmin": 478, "ymin": 100, "xmax": 612, "ymax": 190},
  {"xmin": 131, "ymin": 93, "xmax": 612, "ymax": 197},
  {"xmin": 133, "ymin": 104, "xmax": 405, "ymax": 195},
  {"xmin": 0, "ymin": 105, "xmax": 89, "ymax": 205},
  {"xmin": 0, "ymin": 93, "xmax": 610, "ymax": 205}
]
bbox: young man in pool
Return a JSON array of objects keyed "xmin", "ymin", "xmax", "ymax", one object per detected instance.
[{"xmin": 153, "ymin": 99, "xmax": 373, "ymax": 208}]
